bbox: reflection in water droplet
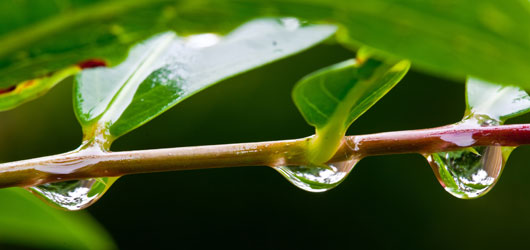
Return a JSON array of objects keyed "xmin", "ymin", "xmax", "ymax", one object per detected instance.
[
  {"xmin": 425, "ymin": 115, "xmax": 514, "ymax": 199},
  {"xmin": 28, "ymin": 177, "xmax": 115, "ymax": 211},
  {"xmin": 25, "ymin": 141, "xmax": 117, "ymax": 211},
  {"xmin": 275, "ymin": 158, "xmax": 358, "ymax": 192},
  {"xmin": 426, "ymin": 146, "xmax": 512, "ymax": 199}
]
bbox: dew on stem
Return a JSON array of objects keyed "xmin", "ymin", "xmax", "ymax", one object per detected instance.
[
  {"xmin": 28, "ymin": 177, "xmax": 114, "ymax": 211},
  {"xmin": 426, "ymin": 117, "xmax": 513, "ymax": 199},
  {"xmin": 426, "ymin": 146, "xmax": 512, "ymax": 199},
  {"xmin": 275, "ymin": 157, "xmax": 359, "ymax": 192},
  {"xmin": 25, "ymin": 141, "xmax": 117, "ymax": 210}
]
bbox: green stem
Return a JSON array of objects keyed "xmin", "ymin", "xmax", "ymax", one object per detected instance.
[{"xmin": 309, "ymin": 124, "xmax": 345, "ymax": 164}]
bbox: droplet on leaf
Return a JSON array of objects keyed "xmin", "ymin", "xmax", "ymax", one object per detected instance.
[{"xmin": 275, "ymin": 158, "xmax": 358, "ymax": 192}]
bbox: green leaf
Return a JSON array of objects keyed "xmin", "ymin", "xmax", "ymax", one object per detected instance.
[
  {"xmin": 466, "ymin": 77, "xmax": 530, "ymax": 122},
  {"xmin": 332, "ymin": 0, "xmax": 530, "ymax": 87},
  {"xmin": 2, "ymin": 0, "xmax": 530, "ymax": 92},
  {"xmin": 0, "ymin": 188, "xmax": 115, "ymax": 250},
  {"xmin": 74, "ymin": 18, "xmax": 336, "ymax": 141},
  {"xmin": 0, "ymin": 0, "xmax": 285, "ymax": 89},
  {"xmin": 0, "ymin": 0, "xmax": 228, "ymax": 88},
  {"xmin": 293, "ymin": 54, "xmax": 410, "ymax": 163}
]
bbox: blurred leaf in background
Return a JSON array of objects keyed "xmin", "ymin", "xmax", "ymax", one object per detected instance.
[
  {"xmin": 1, "ymin": 0, "xmax": 529, "ymax": 93},
  {"xmin": 0, "ymin": 188, "xmax": 115, "ymax": 249}
]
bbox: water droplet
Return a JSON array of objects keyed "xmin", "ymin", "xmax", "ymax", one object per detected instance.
[
  {"xmin": 28, "ymin": 177, "xmax": 115, "ymax": 211},
  {"xmin": 426, "ymin": 114, "xmax": 513, "ymax": 199},
  {"xmin": 426, "ymin": 146, "xmax": 512, "ymax": 199},
  {"xmin": 275, "ymin": 158, "xmax": 358, "ymax": 192},
  {"xmin": 279, "ymin": 17, "xmax": 301, "ymax": 31},
  {"xmin": 185, "ymin": 33, "xmax": 221, "ymax": 48}
]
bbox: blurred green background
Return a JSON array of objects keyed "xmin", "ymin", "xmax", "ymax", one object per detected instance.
[{"xmin": 1, "ymin": 42, "xmax": 530, "ymax": 249}]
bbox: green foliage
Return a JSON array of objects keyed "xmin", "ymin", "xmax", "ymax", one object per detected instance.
[
  {"xmin": 0, "ymin": 17, "xmax": 336, "ymax": 247},
  {"xmin": 465, "ymin": 77, "xmax": 530, "ymax": 122},
  {"xmin": 0, "ymin": 0, "xmax": 186, "ymax": 88},
  {"xmin": 0, "ymin": 0, "xmax": 530, "ymax": 248},
  {"xmin": 74, "ymin": 18, "xmax": 335, "ymax": 141},
  {"xmin": 292, "ymin": 54, "xmax": 409, "ymax": 163},
  {"xmin": 1, "ymin": 0, "xmax": 529, "ymax": 93},
  {"xmin": 331, "ymin": 0, "xmax": 530, "ymax": 87},
  {"xmin": 0, "ymin": 188, "xmax": 115, "ymax": 249}
]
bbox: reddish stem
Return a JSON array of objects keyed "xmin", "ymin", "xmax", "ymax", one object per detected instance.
[{"xmin": 1, "ymin": 124, "xmax": 530, "ymax": 189}]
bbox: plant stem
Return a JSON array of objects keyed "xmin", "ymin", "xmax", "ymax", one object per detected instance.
[{"xmin": 1, "ymin": 123, "xmax": 530, "ymax": 189}]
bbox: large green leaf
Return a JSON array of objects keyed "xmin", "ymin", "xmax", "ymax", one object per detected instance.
[
  {"xmin": 0, "ymin": 0, "xmax": 232, "ymax": 88},
  {"xmin": 332, "ymin": 0, "xmax": 530, "ymax": 87},
  {"xmin": 466, "ymin": 77, "xmax": 530, "ymax": 122},
  {"xmin": 74, "ymin": 18, "xmax": 336, "ymax": 141},
  {"xmin": 1, "ymin": 0, "xmax": 529, "ymax": 91},
  {"xmin": 0, "ymin": 188, "xmax": 115, "ymax": 249},
  {"xmin": 293, "ymin": 53, "xmax": 410, "ymax": 163}
]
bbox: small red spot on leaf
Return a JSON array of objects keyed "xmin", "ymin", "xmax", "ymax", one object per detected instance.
[
  {"xmin": 78, "ymin": 59, "xmax": 107, "ymax": 69},
  {"xmin": 0, "ymin": 85, "xmax": 16, "ymax": 95},
  {"xmin": 21, "ymin": 80, "xmax": 36, "ymax": 88}
]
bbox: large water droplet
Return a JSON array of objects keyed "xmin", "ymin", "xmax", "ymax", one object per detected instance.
[
  {"xmin": 25, "ymin": 141, "xmax": 117, "ymax": 210},
  {"xmin": 275, "ymin": 158, "xmax": 358, "ymax": 192},
  {"xmin": 425, "ymin": 115, "xmax": 513, "ymax": 199},
  {"xmin": 426, "ymin": 146, "xmax": 512, "ymax": 199},
  {"xmin": 28, "ymin": 177, "xmax": 115, "ymax": 211}
]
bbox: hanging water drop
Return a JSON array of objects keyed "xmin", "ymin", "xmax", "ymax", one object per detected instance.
[
  {"xmin": 425, "ymin": 115, "xmax": 513, "ymax": 198},
  {"xmin": 28, "ymin": 177, "xmax": 115, "ymax": 211},
  {"xmin": 25, "ymin": 141, "xmax": 117, "ymax": 211},
  {"xmin": 275, "ymin": 157, "xmax": 358, "ymax": 192},
  {"xmin": 426, "ymin": 146, "xmax": 513, "ymax": 199}
]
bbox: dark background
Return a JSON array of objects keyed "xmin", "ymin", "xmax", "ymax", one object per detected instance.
[{"xmin": 1, "ymin": 43, "xmax": 530, "ymax": 249}]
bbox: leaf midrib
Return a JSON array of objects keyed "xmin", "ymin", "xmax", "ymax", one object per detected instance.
[{"xmin": 98, "ymin": 33, "xmax": 176, "ymax": 127}]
